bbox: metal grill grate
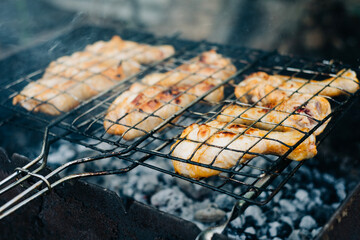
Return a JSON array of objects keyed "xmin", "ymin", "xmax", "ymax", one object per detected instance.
[{"xmin": 0, "ymin": 26, "xmax": 358, "ymax": 220}]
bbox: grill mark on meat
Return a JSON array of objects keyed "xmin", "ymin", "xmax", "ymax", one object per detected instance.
[
  {"xmin": 261, "ymin": 104, "xmax": 274, "ymax": 113},
  {"xmin": 160, "ymin": 87, "xmax": 184, "ymax": 104},
  {"xmin": 295, "ymin": 106, "xmax": 312, "ymax": 116},
  {"xmin": 245, "ymin": 128, "xmax": 257, "ymax": 135},
  {"xmin": 228, "ymin": 124, "xmax": 247, "ymax": 129},
  {"xmin": 198, "ymin": 125, "xmax": 211, "ymax": 138},
  {"xmin": 148, "ymin": 99, "xmax": 159, "ymax": 107},
  {"xmin": 202, "ymin": 83, "xmax": 215, "ymax": 91},
  {"xmin": 217, "ymin": 131, "xmax": 236, "ymax": 138},
  {"xmin": 162, "ymin": 88, "xmax": 181, "ymax": 97},
  {"xmin": 131, "ymin": 94, "xmax": 145, "ymax": 106}
]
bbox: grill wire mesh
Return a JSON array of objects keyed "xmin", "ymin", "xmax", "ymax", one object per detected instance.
[{"xmin": 0, "ymin": 27, "xmax": 358, "ymax": 218}]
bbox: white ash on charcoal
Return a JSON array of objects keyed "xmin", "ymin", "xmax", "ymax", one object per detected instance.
[
  {"xmin": 47, "ymin": 140, "xmax": 358, "ymax": 239},
  {"xmin": 194, "ymin": 204, "xmax": 226, "ymax": 223}
]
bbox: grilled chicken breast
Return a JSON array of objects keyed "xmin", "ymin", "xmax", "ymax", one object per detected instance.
[
  {"xmin": 13, "ymin": 36, "xmax": 175, "ymax": 115},
  {"xmin": 171, "ymin": 120, "xmax": 317, "ymax": 179},
  {"xmin": 104, "ymin": 50, "xmax": 237, "ymax": 140},
  {"xmin": 217, "ymin": 93, "xmax": 331, "ymax": 135},
  {"xmin": 235, "ymin": 70, "xmax": 359, "ymax": 105}
]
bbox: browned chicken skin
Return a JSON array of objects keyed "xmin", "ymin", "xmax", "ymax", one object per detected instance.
[
  {"xmin": 274, "ymin": 69, "xmax": 359, "ymax": 96},
  {"xmin": 13, "ymin": 36, "xmax": 175, "ymax": 115},
  {"xmin": 104, "ymin": 50, "xmax": 237, "ymax": 140},
  {"xmin": 217, "ymin": 93, "xmax": 331, "ymax": 135},
  {"xmin": 229, "ymin": 70, "xmax": 358, "ymax": 135},
  {"xmin": 235, "ymin": 69, "xmax": 359, "ymax": 105},
  {"xmin": 171, "ymin": 120, "xmax": 317, "ymax": 179}
]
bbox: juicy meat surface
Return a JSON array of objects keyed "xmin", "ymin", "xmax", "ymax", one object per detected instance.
[
  {"xmin": 229, "ymin": 70, "xmax": 358, "ymax": 135},
  {"xmin": 103, "ymin": 50, "xmax": 237, "ymax": 140},
  {"xmin": 171, "ymin": 120, "xmax": 317, "ymax": 179},
  {"xmin": 235, "ymin": 69, "xmax": 359, "ymax": 105},
  {"xmin": 217, "ymin": 93, "xmax": 331, "ymax": 135},
  {"xmin": 13, "ymin": 36, "xmax": 175, "ymax": 115}
]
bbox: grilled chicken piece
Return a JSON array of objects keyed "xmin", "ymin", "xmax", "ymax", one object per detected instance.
[
  {"xmin": 235, "ymin": 70, "xmax": 359, "ymax": 105},
  {"xmin": 171, "ymin": 120, "xmax": 317, "ymax": 179},
  {"xmin": 104, "ymin": 50, "xmax": 237, "ymax": 140},
  {"xmin": 13, "ymin": 36, "xmax": 175, "ymax": 115},
  {"xmin": 217, "ymin": 93, "xmax": 331, "ymax": 135},
  {"xmin": 275, "ymin": 69, "xmax": 359, "ymax": 96},
  {"xmin": 103, "ymin": 81, "xmax": 194, "ymax": 140}
]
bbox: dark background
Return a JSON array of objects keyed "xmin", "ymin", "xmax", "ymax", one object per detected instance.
[{"xmin": 1, "ymin": 0, "xmax": 360, "ymax": 65}]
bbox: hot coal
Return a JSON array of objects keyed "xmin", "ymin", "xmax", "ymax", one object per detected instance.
[
  {"xmin": 45, "ymin": 138, "xmax": 359, "ymax": 240},
  {"xmin": 194, "ymin": 206, "xmax": 226, "ymax": 223}
]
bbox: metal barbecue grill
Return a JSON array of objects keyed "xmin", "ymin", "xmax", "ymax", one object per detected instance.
[{"xmin": 0, "ymin": 26, "xmax": 358, "ymax": 238}]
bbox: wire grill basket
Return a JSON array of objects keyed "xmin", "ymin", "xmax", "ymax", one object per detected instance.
[{"xmin": 0, "ymin": 26, "xmax": 358, "ymax": 219}]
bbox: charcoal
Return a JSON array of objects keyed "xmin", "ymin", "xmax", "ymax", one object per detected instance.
[
  {"xmin": 279, "ymin": 199, "xmax": 296, "ymax": 212},
  {"xmin": 244, "ymin": 205, "xmax": 266, "ymax": 226},
  {"xmin": 310, "ymin": 189, "xmax": 322, "ymax": 205},
  {"xmin": 122, "ymin": 185, "xmax": 135, "ymax": 197},
  {"xmin": 268, "ymin": 221, "xmax": 281, "ymax": 237},
  {"xmin": 214, "ymin": 194, "xmax": 235, "ymax": 211},
  {"xmin": 244, "ymin": 216, "xmax": 258, "ymax": 229},
  {"xmin": 335, "ymin": 181, "xmax": 346, "ymax": 201},
  {"xmin": 331, "ymin": 202, "xmax": 340, "ymax": 209},
  {"xmin": 229, "ymin": 216, "xmax": 244, "ymax": 229},
  {"xmin": 311, "ymin": 227, "xmax": 322, "ymax": 238},
  {"xmin": 232, "ymin": 234, "xmax": 246, "ymax": 240},
  {"xmin": 299, "ymin": 229, "xmax": 312, "ymax": 239},
  {"xmin": 280, "ymin": 184, "xmax": 294, "ymax": 199},
  {"xmin": 136, "ymin": 174, "xmax": 158, "ymax": 195},
  {"xmin": 323, "ymin": 173, "xmax": 336, "ymax": 184},
  {"xmin": 298, "ymin": 166, "xmax": 312, "ymax": 182},
  {"xmin": 289, "ymin": 212, "xmax": 301, "ymax": 226},
  {"xmin": 150, "ymin": 187, "xmax": 190, "ymax": 213},
  {"xmin": 244, "ymin": 232, "xmax": 257, "ymax": 240},
  {"xmin": 94, "ymin": 176, "xmax": 105, "ymax": 185},
  {"xmin": 295, "ymin": 189, "xmax": 309, "ymax": 203},
  {"xmin": 288, "ymin": 229, "xmax": 301, "ymax": 240},
  {"xmin": 194, "ymin": 206, "xmax": 226, "ymax": 223},
  {"xmin": 299, "ymin": 216, "xmax": 317, "ymax": 230},
  {"xmin": 272, "ymin": 191, "xmax": 282, "ymax": 203},
  {"xmin": 175, "ymin": 178, "xmax": 211, "ymax": 200},
  {"xmin": 244, "ymin": 226, "xmax": 256, "ymax": 235},
  {"xmin": 264, "ymin": 207, "xmax": 281, "ymax": 222},
  {"xmin": 320, "ymin": 184, "xmax": 339, "ymax": 204},
  {"xmin": 47, "ymin": 140, "xmax": 77, "ymax": 165},
  {"xmin": 133, "ymin": 192, "xmax": 146, "ymax": 203},
  {"xmin": 280, "ymin": 216, "xmax": 293, "ymax": 228},
  {"xmin": 312, "ymin": 169, "xmax": 322, "ymax": 183},
  {"xmin": 277, "ymin": 220, "xmax": 292, "ymax": 238}
]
